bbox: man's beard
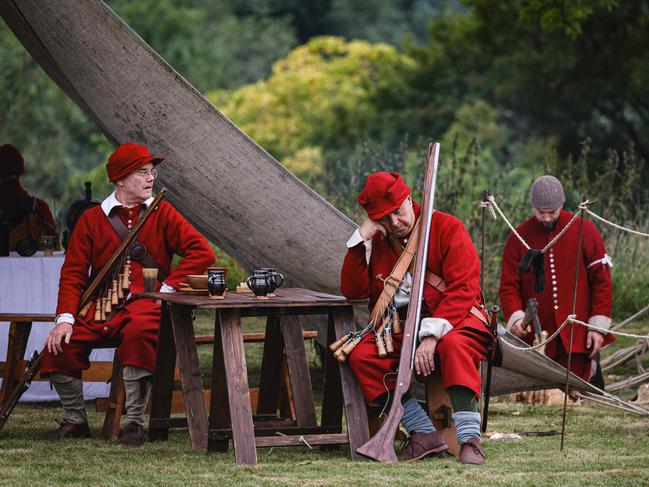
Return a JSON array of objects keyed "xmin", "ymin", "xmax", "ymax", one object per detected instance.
[{"xmin": 540, "ymin": 220, "xmax": 558, "ymax": 231}]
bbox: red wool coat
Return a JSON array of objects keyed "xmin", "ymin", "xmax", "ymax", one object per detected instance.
[
  {"xmin": 0, "ymin": 179, "xmax": 57, "ymax": 248},
  {"xmin": 341, "ymin": 206, "xmax": 492, "ymax": 402},
  {"xmin": 41, "ymin": 200, "xmax": 214, "ymax": 377},
  {"xmin": 499, "ymin": 210, "xmax": 614, "ymax": 366}
]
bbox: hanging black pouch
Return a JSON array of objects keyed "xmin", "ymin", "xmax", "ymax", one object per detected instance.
[{"xmin": 518, "ymin": 248, "xmax": 545, "ymax": 293}]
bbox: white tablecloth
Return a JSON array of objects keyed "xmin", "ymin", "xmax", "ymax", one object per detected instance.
[{"xmin": 0, "ymin": 252, "xmax": 112, "ymax": 401}]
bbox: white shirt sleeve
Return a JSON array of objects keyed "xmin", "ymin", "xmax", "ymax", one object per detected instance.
[
  {"xmin": 160, "ymin": 282, "xmax": 177, "ymax": 293},
  {"xmin": 55, "ymin": 313, "xmax": 75, "ymax": 326},
  {"xmin": 346, "ymin": 228, "xmax": 373, "ymax": 265}
]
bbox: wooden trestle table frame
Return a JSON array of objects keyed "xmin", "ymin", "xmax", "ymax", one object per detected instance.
[{"xmin": 144, "ymin": 288, "xmax": 369, "ymax": 465}]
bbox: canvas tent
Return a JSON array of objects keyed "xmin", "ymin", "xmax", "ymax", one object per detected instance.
[{"xmin": 1, "ymin": 1, "xmax": 645, "ymax": 413}]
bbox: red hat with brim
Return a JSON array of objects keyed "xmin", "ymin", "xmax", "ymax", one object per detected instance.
[
  {"xmin": 0, "ymin": 144, "xmax": 25, "ymax": 177},
  {"xmin": 106, "ymin": 142, "xmax": 164, "ymax": 183},
  {"xmin": 357, "ymin": 172, "xmax": 411, "ymax": 220}
]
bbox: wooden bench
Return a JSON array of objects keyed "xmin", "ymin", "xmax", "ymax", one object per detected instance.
[
  {"xmin": 0, "ymin": 314, "xmax": 121, "ymax": 402},
  {"xmin": 0, "ymin": 313, "xmax": 317, "ymax": 440},
  {"xmin": 0, "ymin": 314, "xmax": 56, "ymax": 407},
  {"xmin": 0, "ymin": 313, "xmax": 125, "ymax": 437}
]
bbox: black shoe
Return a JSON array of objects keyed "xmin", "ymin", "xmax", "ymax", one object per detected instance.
[
  {"xmin": 119, "ymin": 422, "xmax": 144, "ymax": 446},
  {"xmin": 48, "ymin": 421, "xmax": 91, "ymax": 440}
]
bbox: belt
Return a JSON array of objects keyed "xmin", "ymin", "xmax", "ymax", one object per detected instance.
[{"xmin": 424, "ymin": 270, "xmax": 489, "ymax": 325}]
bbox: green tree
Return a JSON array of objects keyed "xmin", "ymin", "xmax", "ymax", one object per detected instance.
[
  {"xmin": 208, "ymin": 36, "xmax": 421, "ymax": 213},
  {"xmin": 0, "ymin": 25, "xmax": 107, "ymax": 218},
  {"xmin": 108, "ymin": 0, "xmax": 297, "ymax": 91},
  {"xmin": 405, "ymin": 0, "xmax": 649, "ymax": 171},
  {"xmin": 209, "ymin": 36, "xmax": 416, "ymax": 164}
]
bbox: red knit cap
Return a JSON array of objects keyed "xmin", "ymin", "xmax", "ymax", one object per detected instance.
[
  {"xmin": 357, "ymin": 172, "xmax": 411, "ymax": 220},
  {"xmin": 106, "ymin": 142, "xmax": 164, "ymax": 183},
  {"xmin": 0, "ymin": 144, "xmax": 25, "ymax": 176}
]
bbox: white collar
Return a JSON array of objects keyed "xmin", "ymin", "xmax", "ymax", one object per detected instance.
[{"xmin": 100, "ymin": 191, "xmax": 154, "ymax": 216}]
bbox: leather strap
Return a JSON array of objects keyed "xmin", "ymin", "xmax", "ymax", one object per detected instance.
[
  {"xmin": 424, "ymin": 272, "xmax": 487, "ymax": 324},
  {"xmin": 469, "ymin": 305, "xmax": 489, "ymax": 325},
  {"xmin": 390, "ymin": 235, "xmax": 488, "ymax": 325},
  {"xmin": 107, "ymin": 207, "xmax": 168, "ymax": 282},
  {"xmin": 370, "ymin": 218, "xmax": 421, "ymax": 323},
  {"xmin": 388, "ymin": 234, "xmax": 448, "ymax": 294},
  {"xmin": 424, "ymin": 271, "xmax": 446, "ymax": 293}
]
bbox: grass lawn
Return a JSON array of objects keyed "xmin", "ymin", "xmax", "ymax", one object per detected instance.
[{"xmin": 0, "ymin": 316, "xmax": 647, "ymax": 486}]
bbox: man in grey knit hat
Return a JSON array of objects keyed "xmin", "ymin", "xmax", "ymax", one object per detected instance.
[
  {"xmin": 499, "ymin": 175, "xmax": 614, "ymax": 386},
  {"xmin": 529, "ymin": 175, "xmax": 566, "ymax": 230}
]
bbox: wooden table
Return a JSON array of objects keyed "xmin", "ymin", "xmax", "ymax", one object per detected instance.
[{"xmin": 145, "ymin": 288, "xmax": 369, "ymax": 465}]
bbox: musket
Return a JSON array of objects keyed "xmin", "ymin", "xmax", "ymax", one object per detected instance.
[
  {"xmin": 355, "ymin": 142, "xmax": 440, "ymax": 463},
  {"xmin": 78, "ymin": 190, "xmax": 166, "ymax": 309},
  {"xmin": 481, "ymin": 305, "xmax": 499, "ymax": 433},
  {"xmin": 0, "ymin": 190, "xmax": 166, "ymax": 433},
  {"xmin": 480, "ymin": 191, "xmax": 488, "ymax": 294},
  {"xmin": 521, "ymin": 298, "xmax": 545, "ymax": 346}
]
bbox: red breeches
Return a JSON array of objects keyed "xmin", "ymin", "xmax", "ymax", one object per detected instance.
[
  {"xmin": 549, "ymin": 339, "xmax": 592, "ymax": 382},
  {"xmin": 347, "ymin": 329, "xmax": 403, "ymax": 403},
  {"xmin": 41, "ymin": 298, "xmax": 161, "ymax": 379},
  {"xmin": 348, "ymin": 315, "xmax": 493, "ymax": 403}
]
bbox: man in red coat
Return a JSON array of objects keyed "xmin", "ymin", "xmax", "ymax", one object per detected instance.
[
  {"xmin": 499, "ymin": 175, "xmax": 614, "ymax": 384},
  {"xmin": 0, "ymin": 144, "xmax": 58, "ymax": 255},
  {"xmin": 42, "ymin": 142, "xmax": 215, "ymax": 445},
  {"xmin": 341, "ymin": 172, "xmax": 493, "ymax": 465}
]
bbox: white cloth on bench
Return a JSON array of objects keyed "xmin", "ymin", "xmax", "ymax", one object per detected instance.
[{"xmin": 0, "ymin": 252, "xmax": 112, "ymax": 401}]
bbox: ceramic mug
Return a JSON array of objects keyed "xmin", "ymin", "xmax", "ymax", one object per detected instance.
[
  {"xmin": 208, "ymin": 268, "xmax": 227, "ymax": 299},
  {"xmin": 40, "ymin": 235, "xmax": 57, "ymax": 256},
  {"xmin": 246, "ymin": 269, "xmax": 271, "ymax": 298},
  {"xmin": 260, "ymin": 267, "xmax": 284, "ymax": 296}
]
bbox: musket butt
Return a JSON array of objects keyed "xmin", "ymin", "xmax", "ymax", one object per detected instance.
[{"xmin": 355, "ymin": 440, "xmax": 398, "ymax": 463}]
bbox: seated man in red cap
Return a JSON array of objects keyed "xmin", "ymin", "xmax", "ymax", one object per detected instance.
[
  {"xmin": 0, "ymin": 144, "xmax": 58, "ymax": 255},
  {"xmin": 341, "ymin": 172, "xmax": 493, "ymax": 465},
  {"xmin": 42, "ymin": 142, "xmax": 215, "ymax": 445}
]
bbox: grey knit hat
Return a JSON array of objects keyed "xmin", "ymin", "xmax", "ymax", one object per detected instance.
[{"xmin": 530, "ymin": 175, "xmax": 565, "ymax": 209}]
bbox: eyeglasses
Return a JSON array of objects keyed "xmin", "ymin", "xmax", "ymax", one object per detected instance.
[{"xmin": 133, "ymin": 168, "xmax": 158, "ymax": 179}]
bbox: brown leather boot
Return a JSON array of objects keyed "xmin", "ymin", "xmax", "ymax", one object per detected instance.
[
  {"xmin": 398, "ymin": 431, "xmax": 448, "ymax": 461},
  {"xmin": 48, "ymin": 421, "xmax": 91, "ymax": 440},
  {"xmin": 119, "ymin": 422, "xmax": 145, "ymax": 446},
  {"xmin": 459, "ymin": 436, "xmax": 486, "ymax": 465}
]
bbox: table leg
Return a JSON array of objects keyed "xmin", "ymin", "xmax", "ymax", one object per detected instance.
[
  {"xmin": 281, "ymin": 315, "xmax": 317, "ymax": 427},
  {"xmin": 149, "ymin": 303, "xmax": 176, "ymax": 442},
  {"xmin": 256, "ymin": 315, "xmax": 283, "ymax": 417},
  {"xmin": 330, "ymin": 307, "xmax": 370, "ymax": 461},
  {"xmin": 171, "ymin": 304, "xmax": 208, "ymax": 450},
  {"xmin": 0, "ymin": 321, "xmax": 32, "ymax": 408},
  {"xmin": 208, "ymin": 311, "xmax": 231, "ymax": 452},
  {"xmin": 218, "ymin": 309, "xmax": 257, "ymax": 465},
  {"xmin": 321, "ymin": 314, "xmax": 343, "ymax": 431}
]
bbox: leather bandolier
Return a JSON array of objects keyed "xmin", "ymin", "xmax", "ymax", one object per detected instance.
[
  {"xmin": 386, "ymin": 234, "xmax": 489, "ymax": 326},
  {"xmin": 107, "ymin": 207, "xmax": 168, "ymax": 283}
]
